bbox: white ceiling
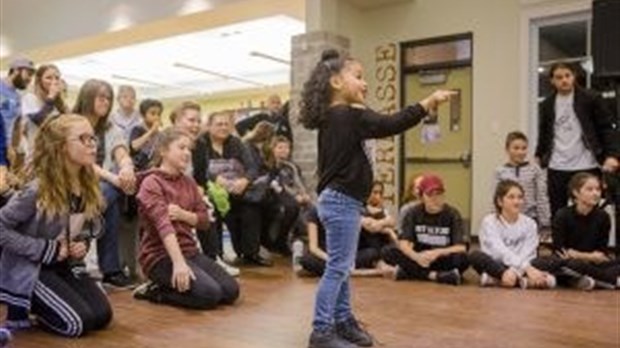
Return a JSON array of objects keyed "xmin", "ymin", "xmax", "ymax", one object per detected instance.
[
  {"xmin": 0, "ymin": 0, "xmax": 246, "ymax": 56},
  {"xmin": 49, "ymin": 15, "xmax": 304, "ymax": 99}
]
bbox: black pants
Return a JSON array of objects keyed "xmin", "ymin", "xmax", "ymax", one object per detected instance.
[
  {"xmin": 299, "ymin": 247, "xmax": 382, "ymax": 277},
  {"xmin": 532, "ymin": 255, "xmax": 620, "ymax": 286},
  {"xmin": 547, "ymin": 168, "xmax": 600, "ymax": 219},
  {"xmin": 148, "ymin": 253, "xmax": 240, "ymax": 309},
  {"xmin": 382, "ymin": 246, "xmax": 469, "ymax": 280},
  {"xmin": 29, "ymin": 265, "xmax": 112, "ymax": 337},
  {"xmin": 468, "ymin": 251, "xmax": 511, "ymax": 279},
  {"xmin": 264, "ymin": 192, "xmax": 301, "ymax": 254},
  {"xmin": 224, "ymin": 198, "xmax": 265, "ymax": 258},
  {"xmin": 198, "ymin": 208, "xmax": 224, "ymax": 260}
]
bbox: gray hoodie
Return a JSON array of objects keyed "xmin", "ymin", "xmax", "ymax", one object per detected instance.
[{"xmin": 0, "ymin": 182, "xmax": 102, "ymax": 309}]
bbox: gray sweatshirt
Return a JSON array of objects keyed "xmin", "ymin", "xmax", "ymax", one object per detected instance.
[
  {"xmin": 0, "ymin": 182, "xmax": 102, "ymax": 309},
  {"xmin": 478, "ymin": 213, "xmax": 539, "ymax": 275}
]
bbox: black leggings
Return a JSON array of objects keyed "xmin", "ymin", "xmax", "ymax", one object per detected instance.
[
  {"xmin": 299, "ymin": 247, "xmax": 382, "ymax": 277},
  {"xmin": 468, "ymin": 250, "xmax": 511, "ymax": 279},
  {"xmin": 30, "ymin": 265, "xmax": 112, "ymax": 337},
  {"xmin": 148, "ymin": 253, "xmax": 240, "ymax": 309},
  {"xmin": 382, "ymin": 246, "xmax": 469, "ymax": 280},
  {"xmin": 532, "ymin": 255, "xmax": 620, "ymax": 286}
]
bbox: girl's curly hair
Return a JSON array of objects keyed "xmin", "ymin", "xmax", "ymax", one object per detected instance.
[{"xmin": 299, "ymin": 49, "xmax": 353, "ymax": 130}]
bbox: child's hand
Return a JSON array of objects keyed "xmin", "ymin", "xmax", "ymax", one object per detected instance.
[
  {"xmin": 420, "ymin": 90, "xmax": 458, "ymax": 113},
  {"xmin": 172, "ymin": 261, "xmax": 195, "ymax": 293},
  {"xmin": 168, "ymin": 204, "xmax": 186, "ymax": 222},
  {"xmin": 602, "ymin": 156, "xmax": 619, "ymax": 173},
  {"xmin": 591, "ymin": 251, "xmax": 610, "ymax": 264},
  {"xmin": 69, "ymin": 241, "xmax": 88, "ymax": 259}
]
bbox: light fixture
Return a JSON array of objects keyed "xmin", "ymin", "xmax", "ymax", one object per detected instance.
[
  {"xmin": 249, "ymin": 51, "xmax": 290, "ymax": 65},
  {"xmin": 108, "ymin": 4, "xmax": 134, "ymax": 32},
  {"xmin": 111, "ymin": 74, "xmax": 205, "ymax": 94},
  {"xmin": 178, "ymin": 0, "xmax": 213, "ymax": 15},
  {"xmin": 173, "ymin": 62, "xmax": 269, "ymax": 87}
]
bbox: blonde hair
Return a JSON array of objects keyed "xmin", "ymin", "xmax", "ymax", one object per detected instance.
[{"xmin": 31, "ymin": 114, "xmax": 104, "ymax": 219}]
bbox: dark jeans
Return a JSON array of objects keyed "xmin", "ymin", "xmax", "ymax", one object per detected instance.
[
  {"xmin": 31, "ymin": 265, "xmax": 112, "ymax": 337},
  {"xmin": 300, "ymin": 247, "xmax": 382, "ymax": 277},
  {"xmin": 382, "ymin": 245, "xmax": 469, "ymax": 280},
  {"xmin": 547, "ymin": 168, "xmax": 600, "ymax": 219},
  {"xmin": 264, "ymin": 192, "xmax": 301, "ymax": 254},
  {"xmin": 468, "ymin": 250, "xmax": 510, "ymax": 279},
  {"xmin": 198, "ymin": 208, "xmax": 224, "ymax": 260},
  {"xmin": 532, "ymin": 255, "xmax": 620, "ymax": 286},
  {"xmin": 99, "ymin": 182, "xmax": 123, "ymax": 275},
  {"xmin": 224, "ymin": 198, "xmax": 264, "ymax": 258},
  {"xmin": 148, "ymin": 253, "xmax": 240, "ymax": 310}
]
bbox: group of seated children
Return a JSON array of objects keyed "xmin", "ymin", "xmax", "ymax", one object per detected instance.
[{"xmin": 296, "ymin": 130, "xmax": 619, "ymax": 291}]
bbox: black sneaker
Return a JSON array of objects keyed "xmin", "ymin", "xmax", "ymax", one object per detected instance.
[
  {"xmin": 243, "ymin": 254, "xmax": 274, "ymax": 267},
  {"xmin": 437, "ymin": 269, "xmax": 461, "ymax": 286},
  {"xmin": 308, "ymin": 328, "xmax": 357, "ymax": 348},
  {"xmin": 102, "ymin": 272, "xmax": 136, "ymax": 290},
  {"xmin": 336, "ymin": 318, "xmax": 374, "ymax": 347}
]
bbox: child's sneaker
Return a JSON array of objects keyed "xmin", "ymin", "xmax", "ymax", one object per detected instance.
[
  {"xmin": 437, "ymin": 269, "xmax": 461, "ymax": 286},
  {"xmin": 480, "ymin": 272, "xmax": 498, "ymax": 287}
]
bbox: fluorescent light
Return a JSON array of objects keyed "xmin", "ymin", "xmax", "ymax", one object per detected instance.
[
  {"xmin": 108, "ymin": 4, "xmax": 134, "ymax": 32},
  {"xmin": 173, "ymin": 62, "xmax": 269, "ymax": 87},
  {"xmin": 178, "ymin": 0, "xmax": 214, "ymax": 15},
  {"xmin": 0, "ymin": 35, "xmax": 12, "ymax": 58},
  {"xmin": 249, "ymin": 51, "xmax": 290, "ymax": 65}
]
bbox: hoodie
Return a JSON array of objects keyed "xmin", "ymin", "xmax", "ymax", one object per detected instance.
[{"xmin": 137, "ymin": 169, "xmax": 209, "ymax": 276}]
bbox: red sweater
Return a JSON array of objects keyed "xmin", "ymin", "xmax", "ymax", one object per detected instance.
[{"xmin": 137, "ymin": 169, "xmax": 210, "ymax": 276}]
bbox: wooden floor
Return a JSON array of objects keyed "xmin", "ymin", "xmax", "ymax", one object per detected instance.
[{"xmin": 3, "ymin": 258, "xmax": 619, "ymax": 348}]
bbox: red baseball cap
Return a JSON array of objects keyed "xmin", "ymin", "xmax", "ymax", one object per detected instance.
[{"xmin": 417, "ymin": 174, "xmax": 445, "ymax": 196}]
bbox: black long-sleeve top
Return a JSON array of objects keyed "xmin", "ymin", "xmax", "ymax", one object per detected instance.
[{"xmin": 317, "ymin": 104, "xmax": 427, "ymax": 202}]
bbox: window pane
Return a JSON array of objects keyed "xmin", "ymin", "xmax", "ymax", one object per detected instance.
[{"xmin": 539, "ymin": 21, "xmax": 587, "ymax": 61}]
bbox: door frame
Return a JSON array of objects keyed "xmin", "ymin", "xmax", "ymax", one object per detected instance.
[{"xmin": 398, "ymin": 32, "xmax": 474, "ymax": 218}]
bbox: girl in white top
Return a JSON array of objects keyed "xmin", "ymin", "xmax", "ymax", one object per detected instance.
[{"xmin": 469, "ymin": 179, "xmax": 555, "ymax": 289}]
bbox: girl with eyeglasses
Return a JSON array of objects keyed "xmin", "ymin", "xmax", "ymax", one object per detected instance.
[{"xmin": 0, "ymin": 114, "xmax": 111, "ymax": 338}]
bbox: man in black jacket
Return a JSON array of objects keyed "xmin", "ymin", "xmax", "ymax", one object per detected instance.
[{"xmin": 535, "ymin": 62, "xmax": 620, "ymax": 218}]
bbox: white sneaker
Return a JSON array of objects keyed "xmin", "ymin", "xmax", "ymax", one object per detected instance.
[
  {"xmin": 480, "ymin": 273, "xmax": 498, "ymax": 287},
  {"xmin": 216, "ymin": 257, "xmax": 240, "ymax": 277}
]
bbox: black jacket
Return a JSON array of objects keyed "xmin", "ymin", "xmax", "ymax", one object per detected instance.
[
  {"xmin": 535, "ymin": 86, "xmax": 620, "ymax": 168},
  {"xmin": 192, "ymin": 134, "xmax": 255, "ymax": 188}
]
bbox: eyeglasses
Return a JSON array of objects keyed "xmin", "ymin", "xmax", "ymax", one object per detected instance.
[{"xmin": 68, "ymin": 134, "xmax": 99, "ymax": 147}]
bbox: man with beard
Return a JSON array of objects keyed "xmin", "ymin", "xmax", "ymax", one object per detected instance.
[{"xmin": 1, "ymin": 57, "xmax": 35, "ymax": 170}]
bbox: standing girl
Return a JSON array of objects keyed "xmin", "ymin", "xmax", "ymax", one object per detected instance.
[
  {"xmin": 0, "ymin": 114, "xmax": 111, "ymax": 337},
  {"xmin": 300, "ymin": 49, "xmax": 454, "ymax": 348},
  {"xmin": 136, "ymin": 128, "xmax": 239, "ymax": 309}
]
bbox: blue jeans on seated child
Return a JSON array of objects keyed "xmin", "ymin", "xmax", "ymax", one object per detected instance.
[
  {"xmin": 98, "ymin": 181, "xmax": 123, "ymax": 275},
  {"xmin": 312, "ymin": 188, "xmax": 363, "ymax": 332}
]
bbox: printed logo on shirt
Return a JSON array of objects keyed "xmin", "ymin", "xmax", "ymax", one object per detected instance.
[{"xmin": 415, "ymin": 225, "xmax": 450, "ymax": 247}]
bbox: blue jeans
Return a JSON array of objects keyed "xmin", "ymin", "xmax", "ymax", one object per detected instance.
[
  {"xmin": 312, "ymin": 188, "xmax": 363, "ymax": 331},
  {"xmin": 98, "ymin": 182, "xmax": 122, "ymax": 275}
]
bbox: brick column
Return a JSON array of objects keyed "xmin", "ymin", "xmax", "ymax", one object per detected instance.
[{"xmin": 289, "ymin": 31, "xmax": 350, "ymax": 192}]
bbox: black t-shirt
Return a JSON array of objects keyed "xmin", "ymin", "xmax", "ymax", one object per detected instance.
[
  {"xmin": 305, "ymin": 206, "xmax": 326, "ymax": 250},
  {"xmin": 552, "ymin": 205, "xmax": 610, "ymax": 252},
  {"xmin": 317, "ymin": 104, "xmax": 426, "ymax": 202},
  {"xmin": 399, "ymin": 203, "xmax": 466, "ymax": 252},
  {"xmin": 129, "ymin": 125, "xmax": 160, "ymax": 171}
]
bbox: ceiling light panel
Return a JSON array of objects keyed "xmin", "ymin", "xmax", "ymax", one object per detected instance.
[{"xmin": 51, "ymin": 15, "xmax": 304, "ymax": 99}]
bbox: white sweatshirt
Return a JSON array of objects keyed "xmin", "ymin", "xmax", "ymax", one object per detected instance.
[{"xmin": 478, "ymin": 213, "xmax": 539, "ymax": 275}]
